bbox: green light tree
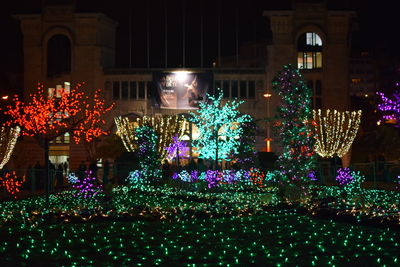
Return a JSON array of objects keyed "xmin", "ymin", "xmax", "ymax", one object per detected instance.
[
  {"xmin": 272, "ymin": 64, "xmax": 316, "ymax": 182},
  {"xmin": 189, "ymin": 90, "xmax": 251, "ymax": 169},
  {"xmin": 135, "ymin": 126, "xmax": 161, "ymax": 180},
  {"xmin": 231, "ymin": 120, "xmax": 257, "ymax": 170}
]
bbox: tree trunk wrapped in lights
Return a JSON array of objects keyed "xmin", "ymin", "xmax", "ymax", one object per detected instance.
[
  {"xmin": 0, "ymin": 126, "xmax": 20, "ymax": 169},
  {"xmin": 313, "ymin": 109, "xmax": 362, "ymax": 159},
  {"xmin": 115, "ymin": 115, "xmax": 185, "ymax": 161}
]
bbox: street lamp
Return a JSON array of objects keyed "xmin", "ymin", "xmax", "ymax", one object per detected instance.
[{"xmin": 263, "ymin": 92, "xmax": 272, "ymax": 152}]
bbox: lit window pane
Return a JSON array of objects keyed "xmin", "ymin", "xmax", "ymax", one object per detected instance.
[
  {"xmin": 297, "ymin": 52, "xmax": 304, "ymax": 69},
  {"xmin": 64, "ymin": 133, "xmax": 70, "ymax": 144},
  {"xmin": 316, "ymin": 52, "xmax": 322, "ymax": 68}
]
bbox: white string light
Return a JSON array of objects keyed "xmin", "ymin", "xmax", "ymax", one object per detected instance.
[
  {"xmin": 0, "ymin": 126, "xmax": 20, "ymax": 169},
  {"xmin": 115, "ymin": 115, "xmax": 185, "ymax": 161},
  {"xmin": 313, "ymin": 109, "xmax": 362, "ymax": 158}
]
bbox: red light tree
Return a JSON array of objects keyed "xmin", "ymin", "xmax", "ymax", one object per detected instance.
[{"xmin": 5, "ymin": 83, "xmax": 113, "ymax": 203}]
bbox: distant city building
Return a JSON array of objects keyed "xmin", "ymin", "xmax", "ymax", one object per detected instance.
[{"xmin": 349, "ymin": 51, "xmax": 377, "ymax": 97}]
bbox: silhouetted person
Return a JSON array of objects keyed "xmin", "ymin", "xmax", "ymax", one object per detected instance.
[
  {"xmin": 103, "ymin": 160, "xmax": 110, "ymax": 185},
  {"xmin": 89, "ymin": 160, "xmax": 98, "ymax": 178},
  {"xmin": 63, "ymin": 161, "xmax": 69, "ymax": 176},
  {"xmin": 78, "ymin": 160, "xmax": 86, "ymax": 179},
  {"xmin": 49, "ymin": 160, "xmax": 56, "ymax": 191},
  {"xmin": 26, "ymin": 165, "xmax": 35, "ymax": 193},
  {"xmin": 56, "ymin": 164, "xmax": 64, "ymax": 188},
  {"xmin": 34, "ymin": 161, "xmax": 43, "ymax": 190}
]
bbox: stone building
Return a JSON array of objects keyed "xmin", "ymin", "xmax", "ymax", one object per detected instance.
[{"xmin": 12, "ymin": 0, "xmax": 355, "ymax": 171}]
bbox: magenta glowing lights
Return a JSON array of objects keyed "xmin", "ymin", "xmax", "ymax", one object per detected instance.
[
  {"xmin": 72, "ymin": 170, "xmax": 102, "ymax": 199},
  {"xmin": 336, "ymin": 168, "xmax": 354, "ymax": 186}
]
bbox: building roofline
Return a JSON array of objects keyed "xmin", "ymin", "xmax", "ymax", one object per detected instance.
[
  {"xmin": 13, "ymin": 12, "xmax": 118, "ymax": 27},
  {"xmin": 104, "ymin": 68, "xmax": 266, "ymax": 75}
]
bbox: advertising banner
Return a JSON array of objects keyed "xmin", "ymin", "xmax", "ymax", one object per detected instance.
[{"xmin": 153, "ymin": 71, "xmax": 213, "ymax": 109}]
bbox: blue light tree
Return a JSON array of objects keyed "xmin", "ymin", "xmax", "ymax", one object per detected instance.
[{"xmin": 189, "ymin": 90, "xmax": 251, "ymax": 169}]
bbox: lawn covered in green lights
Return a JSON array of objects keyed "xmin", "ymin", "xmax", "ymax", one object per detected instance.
[
  {"xmin": 1, "ymin": 210, "xmax": 399, "ymax": 265},
  {"xmin": 0, "ymin": 184, "xmax": 400, "ymax": 265}
]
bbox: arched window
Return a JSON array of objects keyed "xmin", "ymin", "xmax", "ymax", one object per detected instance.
[
  {"xmin": 47, "ymin": 34, "xmax": 71, "ymax": 77},
  {"xmin": 297, "ymin": 32, "xmax": 322, "ymax": 70}
]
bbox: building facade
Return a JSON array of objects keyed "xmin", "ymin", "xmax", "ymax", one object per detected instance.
[{"xmin": 12, "ymin": 1, "xmax": 355, "ymax": 171}]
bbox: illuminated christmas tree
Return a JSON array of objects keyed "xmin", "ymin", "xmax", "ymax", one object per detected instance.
[
  {"xmin": 189, "ymin": 90, "xmax": 251, "ymax": 169},
  {"xmin": 135, "ymin": 126, "xmax": 161, "ymax": 180},
  {"xmin": 231, "ymin": 120, "xmax": 257, "ymax": 169},
  {"xmin": 5, "ymin": 83, "xmax": 113, "ymax": 203},
  {"xmin": 272, "ymin": 64, "xmax": 316, "ymax": 182}
]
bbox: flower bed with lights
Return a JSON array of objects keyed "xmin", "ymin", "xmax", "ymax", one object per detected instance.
[
  {"xmin": 130, "ymin": 168, "xmax": 267, "ymax": 190},
  {"xmin": 1, "ymin": 167, "xmax": 400, "ymax": 231}
]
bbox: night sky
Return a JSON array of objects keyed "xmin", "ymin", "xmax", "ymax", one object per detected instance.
[{"xmin": 0, "ymin": 0, "xmax": 399, "ymax": 92}]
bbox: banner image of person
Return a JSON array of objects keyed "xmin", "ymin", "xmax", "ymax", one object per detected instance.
[{"xmin": 153, "ymin": 71, "xmax": 212, "ymax": 109}]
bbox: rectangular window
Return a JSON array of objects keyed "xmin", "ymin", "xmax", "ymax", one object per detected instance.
[
  {"xmin": 64, "ymin": 133, "xmax": 70, "ymax": 144},
  {"xmin": 248, "ymin": 80, "xmax": 255, "ymax": 99},
  {"xmin": 223, "ymin": 80, "xmax": 230, "ymax": 99},
  {"xmin": 240, "ymin": 81, "xmax": 247, "ymax": 98},
  {"xmin": 231, "ymin": 80, "xmax": 238, "ymax": 98},
  {"xmin": 316, "ymin": 97, "xmax": 322, "ymax": 109},
  {"xmin": 307, "ymin": 80, "xmax": 314, "ymax": 91},
  {"xmin": 138, "ymin": 82, "xmax": 145, "ymax": 99},
  {"xmin": 112, "ymin": 81, "xmax": 120, "ymax": 100},
  {"xmin": 297, "ymin": 52, "xmax": 304, "ymax": 69},
  {"xmin": 121, "ymin": 81, "xmax": 128, "ymax": 100},
  {"xmin": 215, "ymin": 80, "xmax": 222, "ymax": 91},
  {"xmin": 315, "ymin": 80, "xmax": 322, "ymax": 96},
  {"xmin": 130, "ymin": 81, "xmax": 137, "ymax": 100},
  {"xmin": 146, "ymin": 81, "xmax": 152, "ymax": 98},
  {"xmin": 298, "ymin": 52, "xmax": 322, "ymax": 69},
  {"xmin": 315, "ymin": 52, "xmax": 322, "ymax": 68}
]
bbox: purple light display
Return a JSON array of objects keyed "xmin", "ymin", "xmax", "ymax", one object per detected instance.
[
  {"xmin": 165, "ymin": 135, "xmax": 189, "ymax": 160},
  {"xmin": 205, "ymin": 170, "xmax": 221, "ymax": 188},
  {"xmin": 307, "ymin": 170, "xmax": 318, "ymax": 181},
  {"xmin": 376, "ymin": 91, "xmax": 400, "ymax": 126},
  {"xmin": 73, "ymin": 170, "xmax": 102, "ymax": 199},
  {"xmin": 336, "ymin": 168, "xmax": 354, "ymax": 186}
]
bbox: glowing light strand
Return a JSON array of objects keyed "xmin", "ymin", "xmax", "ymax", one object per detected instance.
[
  {"xmin": 313, "ymin": 109, "xmax": 362, "ymax": 158},
  {"xmin": 0, "ymin": 126, "xmax": 20, "ymax": 169},
  {"xmin": 115, "ymin": 115, "xmax": 185, "ymax": 161}
]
